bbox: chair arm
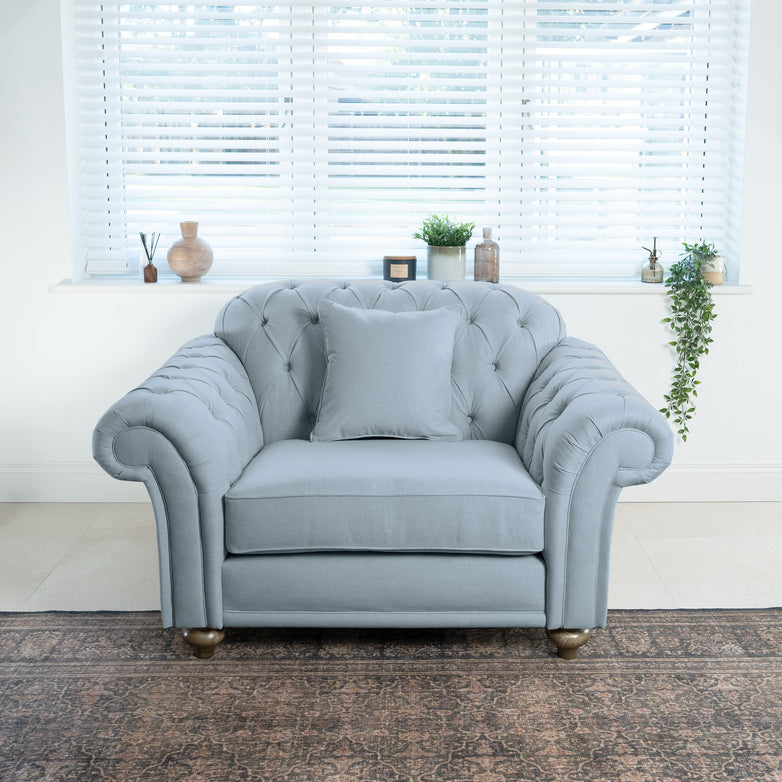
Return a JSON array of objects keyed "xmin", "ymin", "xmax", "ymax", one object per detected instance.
[
  {"xmin": 92, "ymin": 336, "xmax": 262, "ymax": 628},
  {"xmin": 517, "ymin": 338, "xmax": 673, "ymax": 630}
]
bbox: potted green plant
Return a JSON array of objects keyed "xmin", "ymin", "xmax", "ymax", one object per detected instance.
[
  {"xmin": 660, "ymin": 241, "xmax": 719, "ymax": 441},
  {"xmin": 414, "ymin": 214, "xmax": 475, "ymax": 281}
]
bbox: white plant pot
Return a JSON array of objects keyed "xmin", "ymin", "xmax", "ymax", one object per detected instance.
[
  {"xmin": 701, "ymin": 255, "xmax": 725, "ymax": 285},
  {"xmin": 427, "ymin": 245, "xmax": 466, "ymax": 281}
]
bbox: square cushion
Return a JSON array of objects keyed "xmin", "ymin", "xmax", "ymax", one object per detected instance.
[
  {"xmin": 224, "ymin": 439, "xmax": 545, "ymax": 555},
  {"xmin": 310, "ymin": 300, "xmax": 462, "ymax": 442}
]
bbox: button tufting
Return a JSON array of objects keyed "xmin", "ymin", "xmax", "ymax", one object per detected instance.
[
  {"xmin": 310, "ymin": 314, "xmax": 319, "ymax": 324},
  {"xmin": 261, "ymin": 318, "xmax": 269, "ymax": 326}
]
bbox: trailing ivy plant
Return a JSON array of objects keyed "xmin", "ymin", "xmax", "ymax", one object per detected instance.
[
  {"xmin": 414, "ymin": 214, "xmax": 475, "ymax": 247},
  {"xmin": 660, "ymin": 241, "xmax": 718, "ymax": 441}
]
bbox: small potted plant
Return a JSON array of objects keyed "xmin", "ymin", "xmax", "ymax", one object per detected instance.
[
  {"xmin": 414, "ymin": 214, "xmax": 475, "ymax": 281},
  {"xmin": 660, "ymin": 241, "xmax": 719, "ymax": 441}
]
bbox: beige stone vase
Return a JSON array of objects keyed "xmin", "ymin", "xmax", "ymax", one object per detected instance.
[{"xmin": 167, "ymin": 222, "xmax": 213, "ymax": 282}]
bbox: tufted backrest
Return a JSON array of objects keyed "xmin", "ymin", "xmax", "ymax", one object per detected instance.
[{"xmin": 215, "ymin": 280, "xmax": 565, "ymax": 445}]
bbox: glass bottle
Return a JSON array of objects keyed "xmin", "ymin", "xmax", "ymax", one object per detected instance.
[
  {"xmin": 641, "ymin": 237, "xmax": 664, "ymax": 283},
  {"xmin": 474, "ymin": 227, "xmax": 499, "ymax": 283}
]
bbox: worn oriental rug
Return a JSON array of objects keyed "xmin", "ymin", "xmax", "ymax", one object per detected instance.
[{"xmin": 1, "ymin": 610, "xmax": 780, "ymax": 781}]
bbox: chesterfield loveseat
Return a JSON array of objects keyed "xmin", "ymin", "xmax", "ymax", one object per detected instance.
[{"xmin": 93, "ymin": 280, "xmax": 672, "ymax": 659}]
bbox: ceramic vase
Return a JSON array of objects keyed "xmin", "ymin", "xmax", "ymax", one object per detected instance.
[
  {"xmin": 167, "ymin": 222, "xmax": 213, "ymax": 282},
  {"xmin": 427, "ymin": 245, "xmax": 466, "ymax": 282}
]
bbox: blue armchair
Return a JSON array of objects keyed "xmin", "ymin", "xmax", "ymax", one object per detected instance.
[{"xmin": 93, "ymin": 280, "xmax": 672, "ymax": 659}]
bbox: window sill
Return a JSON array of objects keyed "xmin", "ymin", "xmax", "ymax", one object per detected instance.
[{"xmin": 52, "ymin": 275, "xmax": 755, "ymax": 296}]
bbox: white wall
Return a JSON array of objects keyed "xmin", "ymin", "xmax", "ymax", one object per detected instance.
[{"xmin": 1, "ymin": 0, "xmax": 780, "ymax": 502}]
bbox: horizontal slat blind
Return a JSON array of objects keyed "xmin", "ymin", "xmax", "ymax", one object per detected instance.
[
  {"xmin": 69, "ymin": 0, "xmax": 749, "ymax": 277},
  {"xmin": 517, "ymin": 0, "xmax": 749, "ymax": 275}
]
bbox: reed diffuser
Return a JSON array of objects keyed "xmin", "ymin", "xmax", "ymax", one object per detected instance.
[{"xmin": 140, "ymin": 232, "xmax": 161, "ymax": 283}]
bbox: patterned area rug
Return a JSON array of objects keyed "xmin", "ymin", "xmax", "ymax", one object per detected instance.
[{"xmin": 1, "ymin": 610, "xmax": 780, "ymax": 781}]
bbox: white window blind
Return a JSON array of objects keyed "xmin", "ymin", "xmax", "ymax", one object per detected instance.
[{"xmin": 67, "ymin": 1, "xmax": 750, "ymax": 278}]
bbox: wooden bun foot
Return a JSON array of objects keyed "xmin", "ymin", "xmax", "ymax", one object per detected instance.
[
  {"xmin": 182, "ymin": 627, "xmax": 225, "ymax": 659},
  {"xmin": 546, "ymin": 628, "xmax": 591, "ymax": 660}
]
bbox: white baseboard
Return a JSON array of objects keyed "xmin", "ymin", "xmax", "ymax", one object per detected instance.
[
  {"xmin": 0, "ymin": 461, "xmax": 147, "ymax": 502},
  {"xmin": 0, "ymin": 460, "xmax": 780, "ymax": 503},
  {"xmin": 620, "ymin": 462, "xmax": 782, "ymax": 502}
]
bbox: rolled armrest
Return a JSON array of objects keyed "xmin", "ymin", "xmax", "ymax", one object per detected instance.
[
  {"xmin": 92, "ymin": 335, "xmax": 262, "ymax": 628},
  {"xmin": 93, "ymin": 335, "xmax": 262, "ymax": 491},
  {"xmin": 517, "ymin": 338, "xmax": 673, "ymax": 629}
]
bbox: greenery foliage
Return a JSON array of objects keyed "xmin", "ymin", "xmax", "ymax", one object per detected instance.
[
  {"xmin": 414, "ymin": 214, "xmax": 475, "ymax": 247},
  {"xmin": 660, "ymin": 241, "xmax": 718, "ymax": 441}
]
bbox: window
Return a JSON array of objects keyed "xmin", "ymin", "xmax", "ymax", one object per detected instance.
[{"xmin": 66, "ymin": 1, "xmax": 750, "ymax": 278}]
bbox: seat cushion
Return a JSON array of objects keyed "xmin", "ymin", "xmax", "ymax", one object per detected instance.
[{"xmin": 224, "ymin": 439, "xmax": 545, "ymax": 555}]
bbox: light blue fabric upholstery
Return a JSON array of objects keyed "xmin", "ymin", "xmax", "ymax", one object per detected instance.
[
  {"xmin": 93, "ymin": 280, "xmax": 672, "ymax": 640},
  {"xmin": 311, "ymin": 301, "xmax": 462, "ymax": 441},
  {"xmin": 214, "ymin": 280, "xmax": 565, "ymax": 444},
  {"xmin": 222, "ymin": 553, "xmax": 546, "ymax": 626},
  {"xmin": 224, "ymin": 440, "xmax": 544, "ymax": 554},
  {"xmin": 517, "ymin": 337, "xmax": 674, "ymax": 628},
  {"xmin": 92, "ymin": 336, "xmax": 262, "ymax": 628}
]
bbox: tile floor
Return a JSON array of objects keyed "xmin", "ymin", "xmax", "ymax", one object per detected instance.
[{"xmin": 0, "ymin": 502, "xmax": 780, "ymax": 612}]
